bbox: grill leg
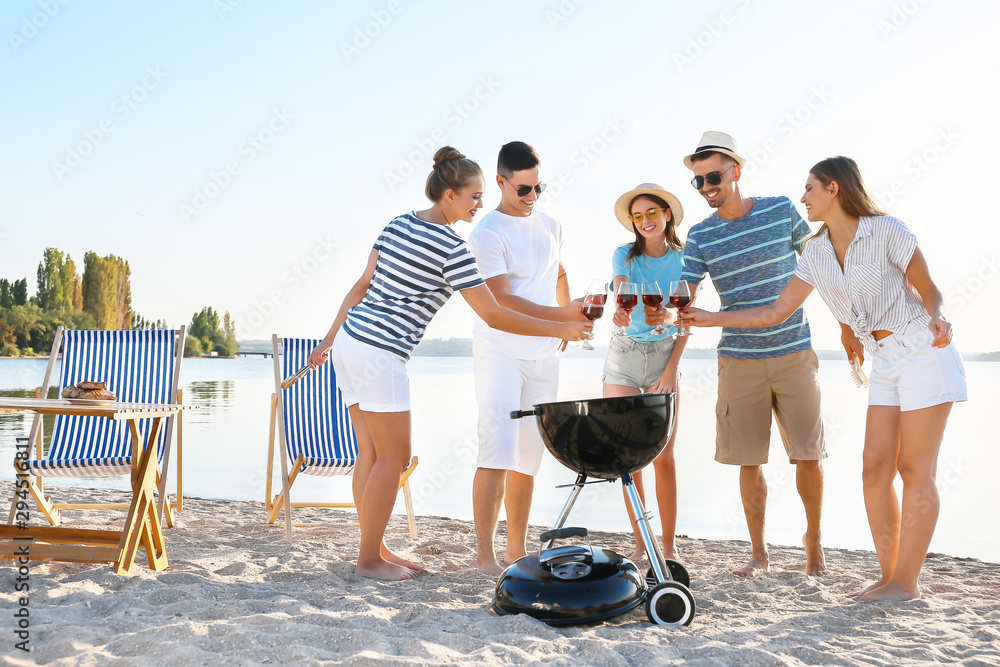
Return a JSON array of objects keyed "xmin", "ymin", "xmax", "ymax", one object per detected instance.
[
  {"xmin": 542, "ymin": 473, "xmax": 587, "ymax": 551},
  {"xmin": 622, "ymin": 472, "xmax": 669, "ymax": 584}
]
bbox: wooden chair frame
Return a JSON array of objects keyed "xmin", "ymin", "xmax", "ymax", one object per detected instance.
[
  {"xmin": 264, "ymin": 334, "xmax": 418, "ymax": 541},
  {"xmin": 6, "ymin": 325, "xmax": 187, "ymax": 528}
]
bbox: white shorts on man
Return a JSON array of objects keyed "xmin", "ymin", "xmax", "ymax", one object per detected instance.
[{"xmin": 468, "ymin": 208, "xmax": 564, "ymax": 475}]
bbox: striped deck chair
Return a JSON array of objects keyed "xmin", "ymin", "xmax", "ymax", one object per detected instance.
[
  {"xmin": 7, "ymin": 326, "xmax": 186, "ymax": 528},
  {"xmin": 265, "ymin": 335, "xmax": 418, "ymax": 540}
]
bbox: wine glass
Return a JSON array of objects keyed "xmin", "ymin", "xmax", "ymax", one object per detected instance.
[
  {"xmin": 641, "ymin": 280, "xmax": 666, "ymax": 335},
  {"xmin": 668, "ymin": 280, "xmax": 693, "ymax": 337},
  {"xmin": 614, "ymin": 282, "xmax": 638, "ymax": 335},
  {"xmin": 579, "ymin": 279, "xmax": 607, "ymax": 350}
]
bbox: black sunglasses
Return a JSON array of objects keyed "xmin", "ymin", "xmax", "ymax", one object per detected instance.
[
  {"xmin": 503, "ymin": 174, "xmax": 546, "ymax": 197},
  {"xmin": 690, "ymin": 164, "xmax": 736, "ymax": 190}
]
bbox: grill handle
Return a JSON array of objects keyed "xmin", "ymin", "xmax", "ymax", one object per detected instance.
[
  {"xmin": 539, "ymin": 527, "xmax": 589, "ymax": 543},
  {"xmin": 509, "ymin": 408, "xmax": 539, "ymax": 420}
]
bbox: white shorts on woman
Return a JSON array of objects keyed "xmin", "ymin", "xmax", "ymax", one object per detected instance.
[
  {"xmin": 330, "ymin": 328, "xmax": 410, "ymax": 412},
  {"xmin": 868, "ymin": 321, "xmax": 967, "ymax": 411}
]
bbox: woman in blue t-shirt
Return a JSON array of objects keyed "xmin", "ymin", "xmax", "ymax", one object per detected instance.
[{"xmin": 602, "ymin": 183, "xmax": 688, "ymax": 562}]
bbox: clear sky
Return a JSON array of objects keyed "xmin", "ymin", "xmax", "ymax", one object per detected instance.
[{"xmin": 2, "ymin": 0, "xmax": 998, "ymax": 351}]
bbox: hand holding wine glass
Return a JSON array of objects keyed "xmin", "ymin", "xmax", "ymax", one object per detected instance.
[
  {"xmin": 579, "ymin": 279, "xmax": 607, "ymax": 350},
  {"xmin": 641, "ymin": 280, "xmax": 666, "ymax": 335},
  {"xmin": 614, "ymin": 281, "xmax": 638, "ymax": 329},
  {"xmin": 668, "ymin": 280, "xmax": 693, "ymax": 337}
]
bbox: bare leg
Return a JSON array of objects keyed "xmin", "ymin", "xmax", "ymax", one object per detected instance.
[
  {"xmin": 652, "ymin": 426, "xmax": 679, "ymax": 561},
  {"xmin": 353, "ymin": 410, "xmax": 416, "ymax": 581},
  {"xmin": 622, "ymin": 469, "xmax": 649, "ymax": 562},
  {"xmin": 735, "ymin": 465, "xmax": 769, "ymax": 578},
  {"xmin": 604, "ymin": 382, "xmax": 646, "ymax": 559},
  {"xmin": 348, "ymin": 406, "xmax": 421, "ymax": 572},
  {"xmin": 795, "ymin": 459, "xmax": 827, "ymax": 576},
  {"xmin": 862, "ymin": 402, "xmax": 951, "ymax": 601},
  {"xmin": 473, "ymin": 467, "xmax": 506, "ymax": 574},
  {"xmin": 849, "ymin": 406, "xmax": 901, "ymax": 597},
  {"xmin": 503, "ymin": 471, "xmax": 533, "ymax": 564}
]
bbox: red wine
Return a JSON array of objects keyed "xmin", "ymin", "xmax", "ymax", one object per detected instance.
[
  {"xmin": 642, "ymin": 294, "xmax": 663, "ymax": 306},
  {"xmin": 583, "ymin": 305, "xmax": 604, "ymax": 321},
  {"xmin": 668, "ymin": 295, "xmax": 691, "ymax": 308},
  {"xmin": 588, "ymin": 294, "xmax": 607, "ymax": 306},
  {"xmin": 617, "ymin": 294, "xmax": 638, "ymax": 310}
]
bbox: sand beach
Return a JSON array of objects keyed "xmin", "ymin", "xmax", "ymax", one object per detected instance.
[{"xmin": 2, "ymin": 486, "xmax": 999, "ymax": 666}]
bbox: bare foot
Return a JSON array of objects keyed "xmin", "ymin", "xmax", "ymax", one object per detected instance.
[
  {"xmin": 355, "ymin": 559, "xmax": 418, "ymax": 581},
  {"xmin": 847, "ymin": 580, "xmax": 887, "ymax": 598},
  {"xmin": 503, "ymin": 550, "xmax": 526, "ymax": 566},
  {"xmin": 381, "ymin": 544, "xmax": 423, "ymax": 572},
  {"xmin": 628, "ymin": 547, "xmax": 647, "ymax": 563},
  {"xmin": 477, "ymin": 555, "xmax": 505, "ymax": 575},
  {"xmin": 733, "ymin": 553, "xmax": 769, "ymax": 578},
  {"xmin": 859, "ymin": 582, "xmax": 920, "ymax": 601},
  {"xmin": 803, "ymin": 533, "xmax": 828, "ymax": 576}
]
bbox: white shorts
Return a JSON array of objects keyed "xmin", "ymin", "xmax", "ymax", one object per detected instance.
[
  {"xmin": 868, "ymin": 321, "xmax": 967, "ymax": 412},
  {"xmin": 474, "ymin": 352, "xmax": 559, "ymax": 476},
  {"xmin": 330, "ymin": 329, "xmax": 410, "ymax": 412}
]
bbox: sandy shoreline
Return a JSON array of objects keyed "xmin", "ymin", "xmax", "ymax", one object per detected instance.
[{"xmin": 3, "ymin": 487, "xmax": 999, "ymax": 666}]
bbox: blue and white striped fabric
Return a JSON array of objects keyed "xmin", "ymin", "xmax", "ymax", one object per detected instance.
[
  {"xmin": 681, "ymin": 196, "xmax": 814, "ymax": 358},
  {"xmin": 27, "ymin": 329, "xmax": 177, "ymax": 477},
  {"xmin": 341, "ymin": 212, "xmax": 485, "ymax": 361},
  {"xmin": 280, "ymin": 338, "xmax": 358, "ymax": 476}
]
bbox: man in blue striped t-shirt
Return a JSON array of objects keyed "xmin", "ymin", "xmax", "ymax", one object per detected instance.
[{"xmin": 675, "ymin": 132, "xmax": 828, "ymax": 578}]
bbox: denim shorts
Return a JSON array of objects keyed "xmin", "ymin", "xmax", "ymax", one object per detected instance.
[
  {"xmin": 602, "ymin": 334, "xmax": 677, "ymax": 389},
  {"xmin": 868, "ymin": 321, "xmax": 967, "ymax": 411}
]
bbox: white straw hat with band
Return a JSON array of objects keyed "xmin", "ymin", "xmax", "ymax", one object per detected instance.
[
  {"xmin": 613, "ymin": 183, "xmax": 684, "ymax": 234},
  {"xmin": 683, "ymin": 131, "xmax": 747, "ymax": 170}
]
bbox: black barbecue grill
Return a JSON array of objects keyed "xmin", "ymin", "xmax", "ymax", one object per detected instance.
[{"xmin": 492, "ymin": 393, "xmax": 696, "ymax": 626}]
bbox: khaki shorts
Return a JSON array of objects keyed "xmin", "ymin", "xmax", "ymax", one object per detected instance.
[{"xmin": 715, "ymin": 348, "xmax": 826, "ymax": 465}]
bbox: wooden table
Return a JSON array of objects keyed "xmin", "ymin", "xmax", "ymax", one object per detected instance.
[{"xmin": 0, "ymin": 398, "xmax": 194, "ymax": 574}]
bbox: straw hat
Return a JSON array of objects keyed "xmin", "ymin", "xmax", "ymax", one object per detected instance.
[
  {"xmin": 613, "ymin": 183, "xmax": 684, "ymax": 234},
  {"xmin": 683, "ymin": 131, "xmax": 747, "ymax": 170}
]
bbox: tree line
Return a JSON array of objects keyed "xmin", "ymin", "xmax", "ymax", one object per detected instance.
[{"xmin": 1, "ymin": 247, "xmax": 237, "ymax": 358}]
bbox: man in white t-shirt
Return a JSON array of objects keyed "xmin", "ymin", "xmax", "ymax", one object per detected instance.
[{"xmin": 468, "ymin": 141, "xmax": 587, "ymax": 574}]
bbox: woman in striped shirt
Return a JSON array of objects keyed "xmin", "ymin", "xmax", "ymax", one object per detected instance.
[
  {"xmin": 680, "ymin": 156, "xmax": 966, "ymax": 601},
  {"xmin": 308, "ymin": 147, "xmax": 593, "ymax": 581}
]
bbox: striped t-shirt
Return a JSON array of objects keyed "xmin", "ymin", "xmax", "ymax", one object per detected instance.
[
  {"xmin": 795, "ymin": 216, "xmax": 929, "ymax": 354},
  {"xmin": 681, "ymin": 196, "xmax": 813, "ymax": 358},
  {"xmin": 342, "ymin": 212, "xmax": 485, "ymax": 360}
]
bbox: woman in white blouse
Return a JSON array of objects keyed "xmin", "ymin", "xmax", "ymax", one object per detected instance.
[{"xmin": 680, "ymin": 156, "xmax": 966, "ymax": 601}]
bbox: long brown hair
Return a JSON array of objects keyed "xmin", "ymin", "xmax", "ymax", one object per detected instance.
[
  {"xmin": 425, "ymin": 146, "xmax": 482, "ymax": 202},
  {"xmin": 808, "ymin": 156, "xmax": 887, "ymax": 241},
  {"xmin": 624, "ymin": 194, "xmax": 684, "ymax": 265}
]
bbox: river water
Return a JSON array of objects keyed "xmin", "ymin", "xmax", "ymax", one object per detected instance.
[{"xmin": 1, "ymin": 355, "xmax": 996, "ymax": 562}]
